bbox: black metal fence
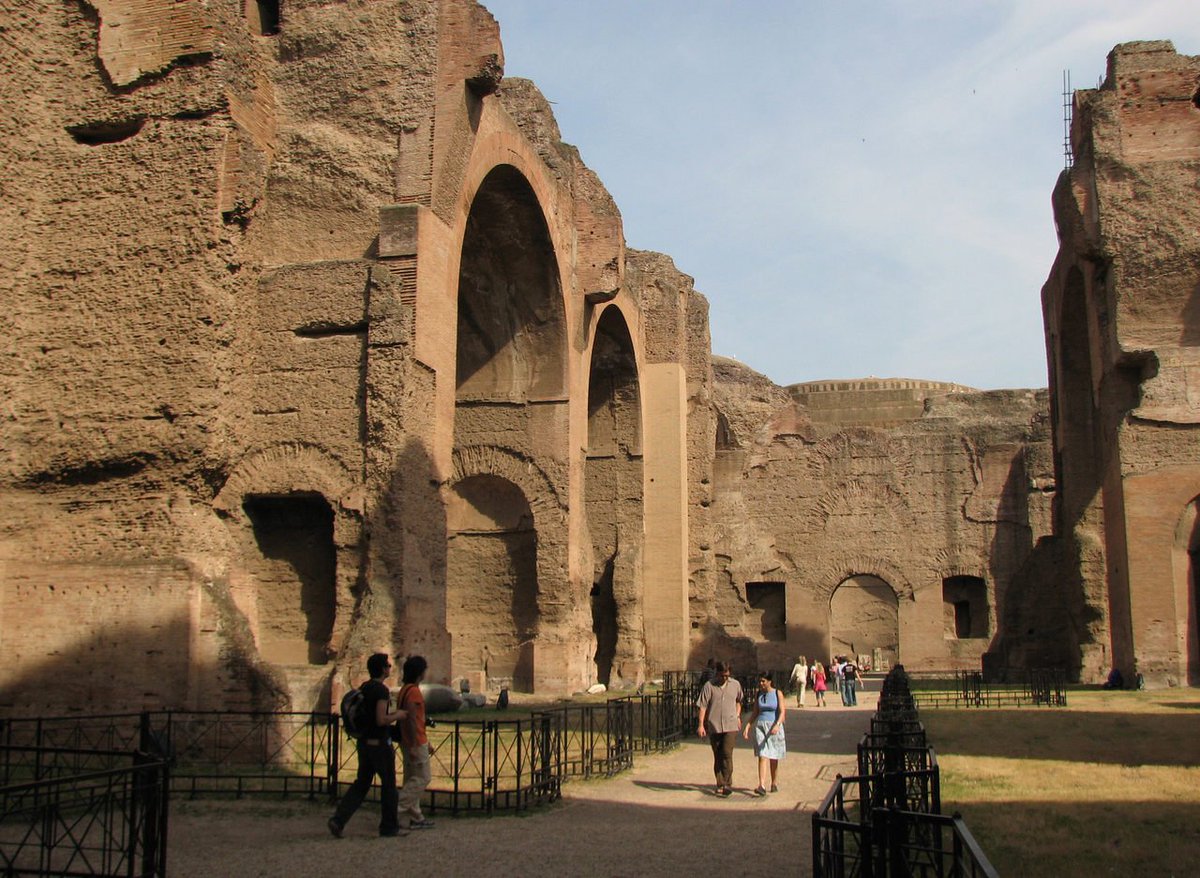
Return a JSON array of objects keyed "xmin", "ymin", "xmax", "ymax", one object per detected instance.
[
  {"xmin": 0, "ymin": 746, "xmax": 169, "ymax": 878},
  {"xmin": 907, "ymin": 668, "xmax": 1067, "ymax": 708},
  {"xmin": 812, "ymin": 666, "xmax": 998, "ymax": 877},
  {"xmin": 2, "ymin": 677, "xmax": 699, "ymax": 820}
]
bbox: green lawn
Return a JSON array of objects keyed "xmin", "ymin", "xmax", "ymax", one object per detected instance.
[{"xmin": 921, "ymin": 688, "xmax": 1200, "ymax": 876}]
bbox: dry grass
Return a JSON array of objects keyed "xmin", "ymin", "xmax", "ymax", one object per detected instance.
[{"xmin": 921, "ymin": 688, "xmax": 1200, "ymax": 877}]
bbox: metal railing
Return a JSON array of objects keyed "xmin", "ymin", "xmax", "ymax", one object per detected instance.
[
  {"xmin": 813, "ymin": 777, "xmax": 997, "ymax": 878},
  {"xmin": 0, "ymin": 677, "xmax": 700, "ymax": 828},
  {"xmin": 0, "ymin": 749, "xmax": 169, "ymax": 878},
  {"xmin": 906, "ymin": 668, "xmax": 1067, "ymax": 708},
  {"xmin": 812, "ymin": 666, "xmax": 997, "ymax": 877}
]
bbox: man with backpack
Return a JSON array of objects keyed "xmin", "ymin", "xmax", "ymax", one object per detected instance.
[{"xmin": 328, "ymin": 652, "xmax": 409, "ymax": 838}]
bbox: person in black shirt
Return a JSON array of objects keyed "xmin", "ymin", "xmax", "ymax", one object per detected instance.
[{"xmin": 328, "ymin": 653, "xmax": 409, "ymax": 838}]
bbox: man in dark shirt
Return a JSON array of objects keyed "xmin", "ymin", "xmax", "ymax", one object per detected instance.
[{"xmin": 328, "ymin": 652, "xmax": 409, "ymax": 838}]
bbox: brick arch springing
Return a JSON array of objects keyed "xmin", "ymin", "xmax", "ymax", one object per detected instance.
[
  {"xmin": 450, "ymin": 444, "xmax": 566, "ymax": 524},
  {"xmin": 812, "ymin": 554, "xmax": 914, "ymax": 602}
]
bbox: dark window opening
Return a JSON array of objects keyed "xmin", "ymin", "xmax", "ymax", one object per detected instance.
[
  {"xmin": 249, "ymin": 0, "xmax": 281, "ymax": 36},
  {"xmin": 746, "ymin": 581, "xmax": 786, "ymax": 642},
  {"xmin": 942, "ymin": 576, "xmax": 988, "ymax": 640},
  {"xmin": 715, "ymin": 409, "xmax": 738, "ymax": 451}
]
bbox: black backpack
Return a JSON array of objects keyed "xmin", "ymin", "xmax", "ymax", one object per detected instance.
[{"xmin": 339, "ymin": 686, "xmax": 368, "ymax": 739}]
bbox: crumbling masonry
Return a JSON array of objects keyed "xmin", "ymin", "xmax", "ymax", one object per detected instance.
[{"xmin": 1, "ymin": 3, "xmax": 1197, "ymax": 714}]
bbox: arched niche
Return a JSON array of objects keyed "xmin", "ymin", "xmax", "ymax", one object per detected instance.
[
  {"xmin": 1173, "ymin": 496, "xmax": 1200, "ymax": 685},
  {"xmin": 587, "ymin": 306, "xmax": 641, "ymax": 457},
  {"xmin": 446, "ymin": 473, "xmax": 538, "ymax": 692},
  {"xmin": 213, "ymin": 444, "xmax": 361, "ymax": 681},
  {"xmin": 1053, "ymin": 264, "xmax": 1100, "ymax": 524},
  {"xmin": 456, "ymin": 164, "xmax": 565, "ymax": 402},
  {"xmin": 830, "ymin": 574, "xmax": 899, "ymax": 668},
  {"xmin": 584, "ymin": 305, "xmax": 643, "ymax": 685}
]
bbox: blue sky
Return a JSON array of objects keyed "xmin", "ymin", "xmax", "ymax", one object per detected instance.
[{"xmin": 481, "ymin": 2, "xmax": 1200, "ymax": 390}]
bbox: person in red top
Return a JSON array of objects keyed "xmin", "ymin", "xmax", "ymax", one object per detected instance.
[{"xmin": 395, "ymin": 655, "xmax": 435, "ymax": 830}]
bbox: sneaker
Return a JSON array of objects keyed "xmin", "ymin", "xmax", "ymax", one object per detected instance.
[
  {"xmin": 327, "ymin": 818, "xmax": 343, "ymax": 839},
  {"xmin": 754, "ymin": 786, "xmax": 767, "ymax": 797},
  {"xmin": 408, "ymin": 818, "xmax": 435, "ymax": 829},
  {"xmin": 379, "ymin": 827, "xmax": 410, "ymax": 838},
  {"xmin": 718, "ymin": 787, "xmax": 733, "ymax": 798}
]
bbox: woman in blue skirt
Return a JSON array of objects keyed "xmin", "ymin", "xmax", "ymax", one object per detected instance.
[{"xmin": 742, "ymin": 672, "xmax": 787, "ymax": 795}]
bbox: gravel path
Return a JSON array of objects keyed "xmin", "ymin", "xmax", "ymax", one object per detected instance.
[{"xmin": 169, "ymin": 690, "xmax": 877, "ymax": 877}]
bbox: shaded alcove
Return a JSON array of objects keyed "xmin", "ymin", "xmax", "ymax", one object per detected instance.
[
  {"xmin": 942, "ymin": 575, "xmax": 989, "ymax": 639},
  {"xmin": 1053, "ymin": 265, "xmax": 1101, "ymax": 529},
  {"xmin": 585, "ymin": 305, "xmax": 643, "ymax": 685},
  {"xmin": 446, "ymin": 474, "xmax": 538, "ymax": 692},
  {"xmin": 746, "ymin": 581, "xmax": 786, "ymax": 642},
  {"xmin": 455, "ymin": 164, "xmax": 565, "ymax": 402},
  {"xmin": 1175, "ymin": 497, "xmax": 1200, "ymax": 685},
  {"xmin": 242, "ymin": 493, "xmax": 336, "ymax": 665},
  {"xmin": 830, "ymin": 574, "xmax": 899, "ymax": 667}
]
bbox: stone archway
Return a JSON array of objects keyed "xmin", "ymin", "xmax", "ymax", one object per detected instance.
[
  {"xmin": 584, "ymin": 305, "xmax": 643, "ymax": 686},
  {"xmin": 212, "ymin": 444, "xmax": 362, "ymax": 710},
  {"xmin": 455, "ymin": 163, "xmax": 565, "ymax": 402},
  {"xmin": 830, "ymin": 574, "xmax": 900, "ymax": 669},
  {"xmin": 447, "ymin": 446, "xmax": 566, "ymax": 693}
]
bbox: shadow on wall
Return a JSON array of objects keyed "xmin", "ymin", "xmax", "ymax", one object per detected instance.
[
  {"xmin": 0, "ymin": 603, "xmax": 288, "ymax": 716},
  {"xmin": 373, "ymin": 437, "xmax": 450, "ymax": 678},
  {"xmin": 686, "ymin": 618, "xmax": 826, "ymax": 673}
]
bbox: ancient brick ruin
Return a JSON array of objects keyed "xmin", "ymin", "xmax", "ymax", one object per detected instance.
[{"xmin": 2, "ymin": 3, "xmax": 1197, "ymax": 714}]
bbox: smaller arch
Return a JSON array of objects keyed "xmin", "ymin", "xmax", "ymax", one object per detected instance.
[
  {"xmin": 586, "ymin": 304, "xmax": 642, "ymax": 458},
  {"xmin": 810, "ymin": 554, "xmax": 915, "ymax": 602},
  {"xmin": 714, "ymin": 408, "xmax": 738, "ymax": 451},
  {"xmin": 830, "ymin": 573, "xmax": 900, "ymax": 668},
  {"xmin": 450, "ymin": 445, "xmax": 566, "ymax": 523},
  {"xmin": 214, "ymin": 443, "xmax": 360, "ymax": 522}
]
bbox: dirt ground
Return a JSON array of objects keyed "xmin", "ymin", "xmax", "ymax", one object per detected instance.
[{"xmin": 169, "ymin": 688, "xmax": 877, "ymax": 877}]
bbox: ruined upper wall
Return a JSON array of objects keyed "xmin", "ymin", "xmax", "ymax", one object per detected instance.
[
  {"xmin": 1054, "ymin": 41, "xmax": 1200, "ymax": 427},
  {"xmin": 788, "ymin": 378, "xmax": 979, "ymax": 428},
  {"xmin": 700, "ymin": 356, "xmax": 1053, "ymax": 671}
]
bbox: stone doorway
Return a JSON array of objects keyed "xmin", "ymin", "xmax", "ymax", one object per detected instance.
[{"xmin": 830, "ymin": 574, "xmax": 899, "ymax": 668}]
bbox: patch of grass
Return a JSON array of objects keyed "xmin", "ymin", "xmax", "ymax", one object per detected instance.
[{"xmin": 923, "ymin": 687, "xmax": 1200, "ymax": 876}]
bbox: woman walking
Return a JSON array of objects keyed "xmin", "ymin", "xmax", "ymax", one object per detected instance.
[
  {"xmin": 812, "ymin": 662, "xmax": 828, "ymax": 707},
  {"xmin": 742, "ymin": 673, "xmax": 786, "ymax": 795},
  {"xmin": 789, "ymin": 655, "xmax": 809, "ymax": 707}
]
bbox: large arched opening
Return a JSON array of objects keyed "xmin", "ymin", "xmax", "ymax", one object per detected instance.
[
  {"xmin": 446, "ymin": 474, "xmax": 538, "ymax": 692},
  {"xmin": 830, "ymin": 574, "xmax": 899, "ymax": 669},
  {"xmin": 585, "ymin": 306, "xmax": 643, "ymax": 686},
  {"xmin": 455, "ymin": 164, "xmax": 565, "ymax": 402}
]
